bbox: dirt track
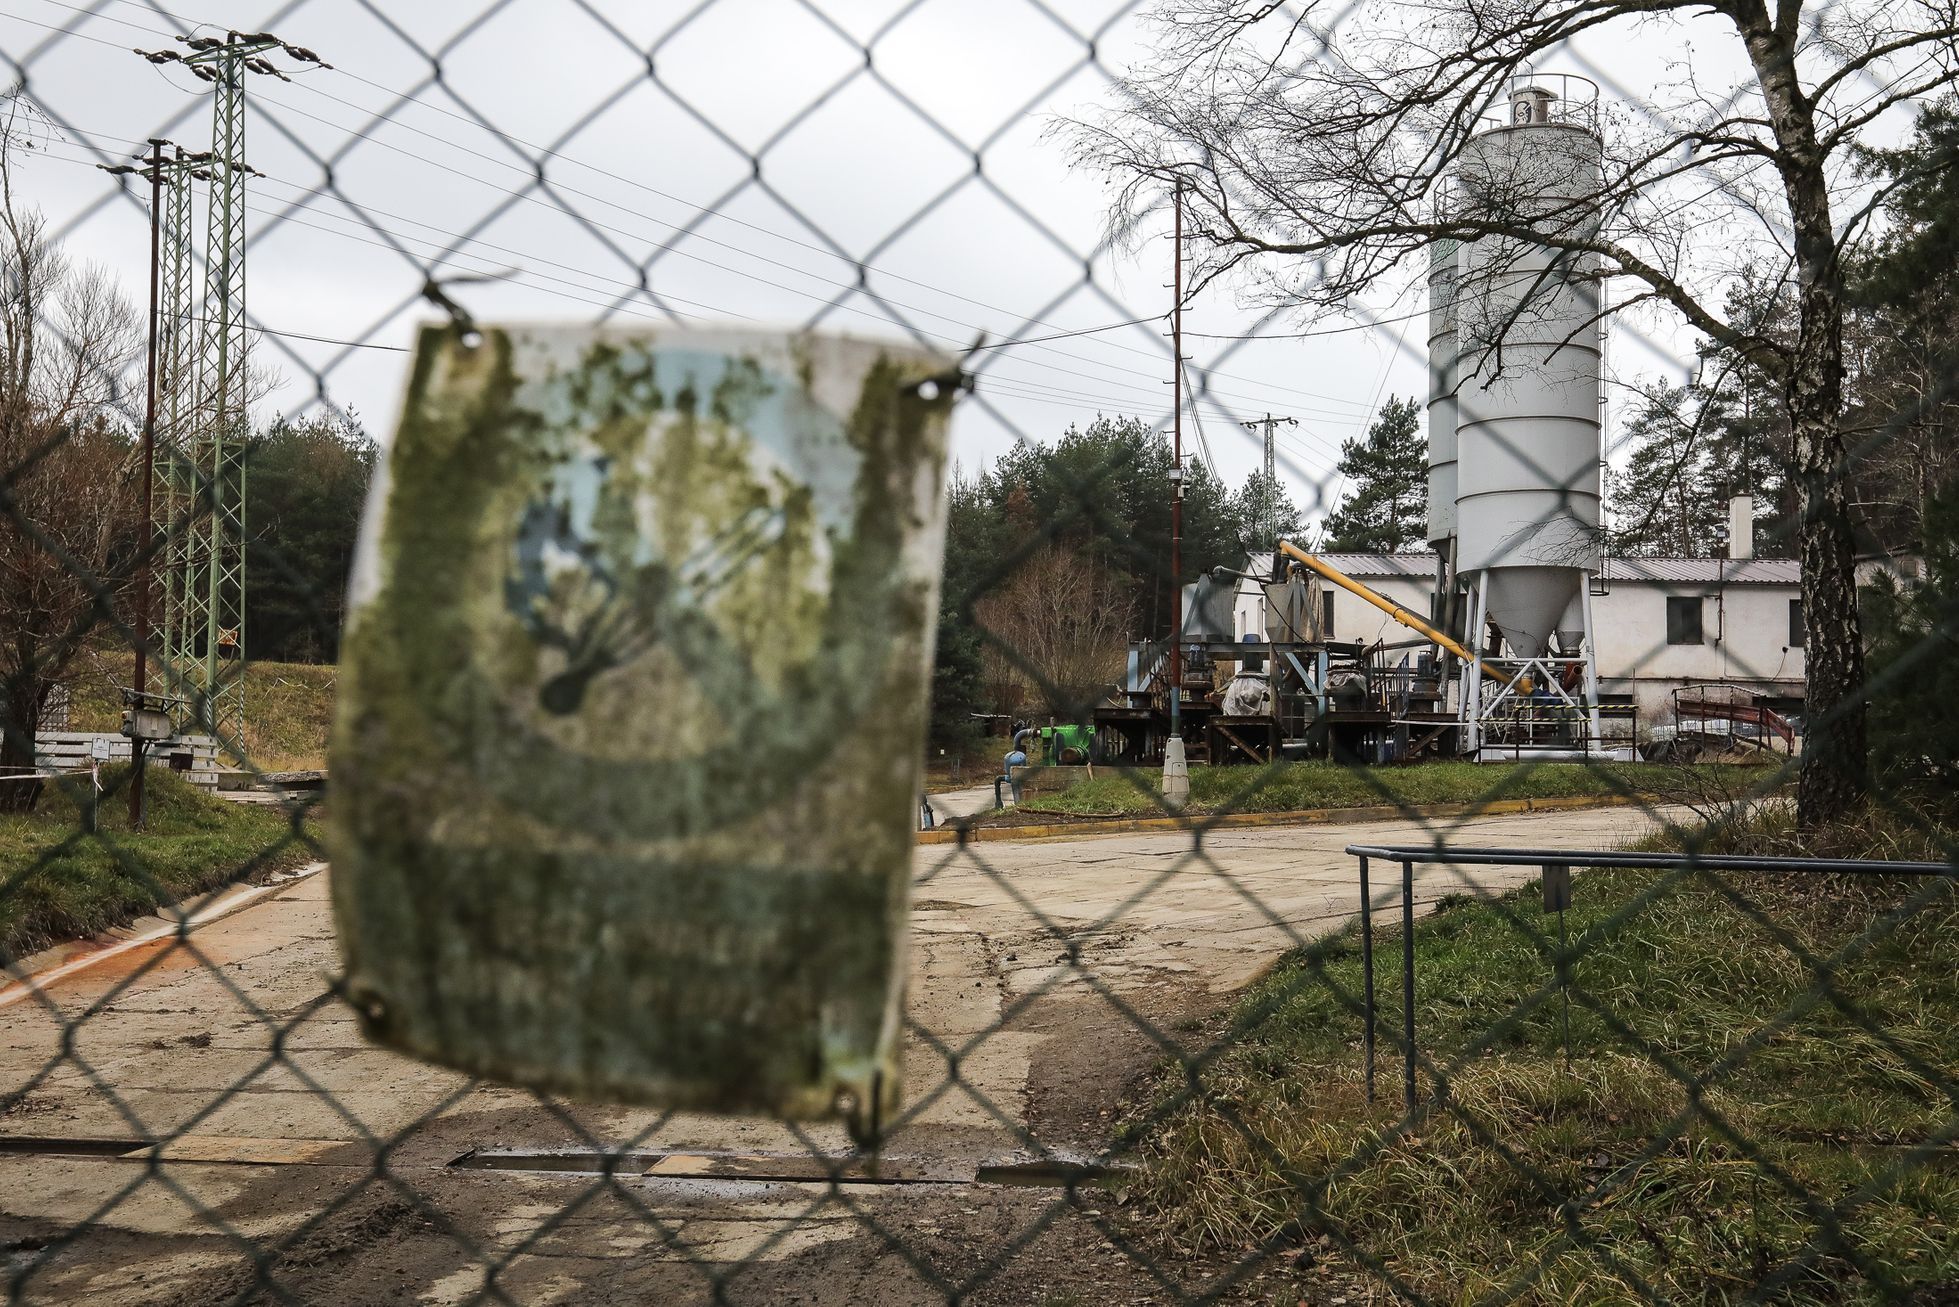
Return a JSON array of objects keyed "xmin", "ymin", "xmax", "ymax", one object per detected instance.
[{"xmin": 0, "ymin": 804, "xmax": 1667, "ymax": 1305}]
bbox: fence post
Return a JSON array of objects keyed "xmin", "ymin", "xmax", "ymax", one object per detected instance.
[
  {"xmin": 1359, "ymin": 854, "xmax": 1374, "ymax": 1104},
  {"xmin": 1402, "ymin": 857, "xmax": 1416, "ymax": 1114},
  {"xmin": 1543, "ymin": 862, "xmax": 1572, "ymax": 1061}
]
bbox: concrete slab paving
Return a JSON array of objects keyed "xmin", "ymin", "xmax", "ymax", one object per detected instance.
[{"xmin": 0, "ymin": 803, "xmax": 1671, "ymax": 1303}]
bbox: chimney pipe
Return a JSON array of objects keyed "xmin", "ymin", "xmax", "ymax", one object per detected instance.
[{"xmin": 1728, "ymin": 494, "xmax": 1754, "ymax": 560}]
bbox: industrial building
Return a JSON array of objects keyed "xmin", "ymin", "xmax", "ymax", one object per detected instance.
[
  {"xmin": 1227, "ymin": 549, "xmax": 1807, "ymax": 738},
  {"xmin": 1094, "ymin": 74, "xmax": 1815, "ymax": 766}
]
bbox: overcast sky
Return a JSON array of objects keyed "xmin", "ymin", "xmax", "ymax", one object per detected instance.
[{"xmin": 2, "ymin": 0, "xmax": 1834, "ymax": 528}]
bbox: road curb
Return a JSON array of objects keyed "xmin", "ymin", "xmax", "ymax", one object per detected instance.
[
  {"xmin": 917, "ymin": 792, "xmax": 1647, "ymax": 845},
  {"xmin": 0, "ymin": 862, "xmax": 326, "ymax": 1007}
]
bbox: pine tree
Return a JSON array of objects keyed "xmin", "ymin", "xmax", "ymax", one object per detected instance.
[
  {"xmin": 1849, "ymin": 101, "xmax": 1959, "ymax": 557},
  {"xmin": 1320, "ymin": 396, "xmax": 1426, "ymax": 552},
  {"xmin": 1229, "ymin": 468, "xmax": 1304, "ymax": 558},
  {"xmin": 1610, "ymin": 383, "xmax": 1723, "ymax": 557}
]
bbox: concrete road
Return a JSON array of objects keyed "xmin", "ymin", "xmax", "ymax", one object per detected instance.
[
  {"xmin": 923, "ymin": 784, "xmax": 999, "ymax": 825},
  {"xmin": 0, "ymin": 804, "xmax": 1668, "ymax": 1305}
]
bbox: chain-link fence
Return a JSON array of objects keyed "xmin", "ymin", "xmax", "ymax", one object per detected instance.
[{"xmin": 3, "ymin": 0, "xmax": 1958, "ymax": 1303}]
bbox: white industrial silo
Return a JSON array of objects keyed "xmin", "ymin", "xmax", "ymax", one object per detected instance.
[{"xmin": 1439, "ymin": 76, "xmax": 1613, "ymax": 756}]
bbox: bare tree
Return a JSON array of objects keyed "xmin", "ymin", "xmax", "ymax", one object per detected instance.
[
  {"xmin": 1071, "ymin": 0, "xmax": 1959, "ymax": 825},
  {"xmin": 976, "ymin": 541, "xmax": 1137, "ymax": 719},
  {"xmin": 0, "ymin": 98, "xmax": 141, "ymax": 807}
]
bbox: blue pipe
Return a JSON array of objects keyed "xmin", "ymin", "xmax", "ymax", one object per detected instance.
[{"xmin": 995, "ymin": 748, "xmax": 1028, "ymax": 809}]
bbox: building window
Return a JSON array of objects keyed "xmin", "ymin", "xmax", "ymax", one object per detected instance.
[
  {"xmin": 1321, "ymin": 590, "xmax": 1335, "ymax": 639},
  {"xmin": 1666, "ymin": 596, "xmax": 1704, "ymax": 645},
  {"xmin": 1789, "ymin": 598, "xmax": 1805, "ymax": 647}
]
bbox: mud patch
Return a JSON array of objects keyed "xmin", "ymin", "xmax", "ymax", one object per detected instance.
[{"xmin": 150, "ymin": 1190, "xmax": 425, "ymax": 1307}]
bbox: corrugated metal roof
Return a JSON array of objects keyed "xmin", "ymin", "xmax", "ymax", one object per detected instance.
[
  {"xmin": 1259, "ymin": 550, "xmax": 1801, "ymax": 585},
  {"xmin": 1313, "ymin": 552, "xmax": 1440, "ymax": 579},
  {"xmin": 1599, "ymin": 557, "xmax": 1800, "ymax": 585}
]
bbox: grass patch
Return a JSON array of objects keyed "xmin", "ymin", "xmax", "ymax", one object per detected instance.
[
  {"xmin": 1125, "ymin": 807, "xmax": 1959, "ymax": 1301},
  {"xmin": 63, "ymin": 654, "xmax": 338, "ymax": 772},
  {"xmin": 0, "ymin": 766, "xmax": 317, "ymax": 961},
  {"xmin": 1020, "ymin": 759, "xmax": 1765, "ymax": 818}
]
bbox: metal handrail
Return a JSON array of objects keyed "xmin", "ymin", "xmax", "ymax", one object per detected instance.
[
  {"xmin": 1348, "ymin": 844, "xmax": 1950, "ymax": 876},
  {"xmin": 1473, "ymin": 72, "xmax": 1603, "ymax": 135},
  {"xmin": 1343, "ymin": 844, "xmax": 1955, "ymax": 1113}
]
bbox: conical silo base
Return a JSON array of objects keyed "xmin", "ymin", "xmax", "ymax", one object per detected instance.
[{"xmin": 1477, "ymin": 567, "xmax": 1579, "ymax": 658}]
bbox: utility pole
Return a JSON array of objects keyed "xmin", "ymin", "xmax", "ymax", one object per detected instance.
[
  {"xmin": 1241, "ymin": 412, "xmax": 1297, "ymax": 549},
  {"xmin": 100, "ymin": 141, "xmax": 201, "ymax": 828},
  {"xmin": 136, "ymin": 33, "xmax": 327, "ymax": 748},
  {"xmin": 1163, "ymin": 185, "xmax": 1189, "ymax": 809}
]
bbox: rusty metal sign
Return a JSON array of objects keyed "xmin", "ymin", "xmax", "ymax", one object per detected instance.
[{"xmin": 330, "ymin": 325, "xmax": 956, "ymax": 1140}]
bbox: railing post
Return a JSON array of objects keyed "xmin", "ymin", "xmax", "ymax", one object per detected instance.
[
  {"xmin": 1543, "ymin": 862, "xmax": 1572, "ymax": 1062},
  {"xmin": 1359, "ymin": 855, "xmax": 1374, "ymax": 1104},
  {"xmin": 1402, "ymin": 857, "xmax": 1416, "ymax": 1114}
]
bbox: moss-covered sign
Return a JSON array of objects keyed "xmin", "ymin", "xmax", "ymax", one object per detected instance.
[{"xmin": 329, "ymin": 325, "xmax": 955, "ymax": 1139}]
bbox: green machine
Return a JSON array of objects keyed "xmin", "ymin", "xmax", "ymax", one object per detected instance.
[{"xmin": 1036, "ymin": 723, "xmax": 1098, "ymax": 766}]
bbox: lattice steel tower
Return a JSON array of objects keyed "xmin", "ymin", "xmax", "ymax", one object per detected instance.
[
  {"xmin": 154, "ymin": 143, "xmax": 201, "ymax": 712},
  {"xmin": 138, "ymin": 32, "xmax": 328, "ymax": 743}
]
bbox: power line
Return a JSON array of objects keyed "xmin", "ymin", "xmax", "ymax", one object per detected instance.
[
  {"xmin": 24, "ymin": 0, "xmax": 176, "ymax": 40},
  {"xmin": 301, "ymin": 67, "xmax": 1391, "ymax": 408},
  {"xmin": 35, "ymin": 15, "xmax": 1385, "ymax": 419},
  {"xmin": 202, "ymin": 88, "xmax": 1269, "ymax": 403},
  {"xmin": 42, "ymin": 145, "xmax": 1232, "ymax": 422},
  {"xmin": 0, "ymin": 10, "xmax": 136, "ymax": 50},
  {"xmin": 45, "ymin": 133, "xmax": 738, "ymax": 323},
  {"xmin": 1181, "ymin": 361, "xmax": 1218, "ymax": 471},
  {"xmin": 27, "ymin": 0, "xmax": 1421, "ymax": 420},
  {"xmin": 1312, "ymin": 306, "xmax": 1422, "ymax": 545},
  {"xmin": 50, "ymin": 141, "xmax": 1352, "ymax": 485},
  {"xmin": 190, "ymin": 314, "xmax": 408, "ymax": 351},
  {"xmin": 228, "ymin": 184, "xmax": 1201, "ymax": 410},
  {"xmin": 35, "ymin": 144, "xmax": 711, "ymax": 329},
  {"xmin": 970, "ymin": 317, "xmax": 1164, "ymax": 349},
  {"xmin": 236, "ymin": 170, "xmax": 1167, "ymax": 354},
  {"xmin": 1180, "ymin": 300, "xmax": 1430, "ymax": 342},
  {"xmin": 39, "ymin": 119, "xmax": 1371, "ymax": 445},
  {"xmin": 85, "ymin": 0, "xmax": 1386, "ymax": 408}
]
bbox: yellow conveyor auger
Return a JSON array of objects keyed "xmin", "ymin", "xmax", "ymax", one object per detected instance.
[{"xmin": 1276, "ymin": 541, "xmax": 1517, "ymax": 687}]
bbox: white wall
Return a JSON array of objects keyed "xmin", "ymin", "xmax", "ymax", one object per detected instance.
[
  {"xmin": 1591, "ymin": 583, "xmax": 1804, "ymax": 685},
  {"xmin": 1323, "ymin": 574, "xmax": 1434, "ymax": 647},
  {"xmin": 1231, "ymin": 564, "xmax": 1807, "ymax": 732}
]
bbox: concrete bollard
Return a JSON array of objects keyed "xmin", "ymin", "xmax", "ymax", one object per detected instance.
[{"xmin": 1162, "ymin": 735, "xmax": 1190, "ymax": 810}]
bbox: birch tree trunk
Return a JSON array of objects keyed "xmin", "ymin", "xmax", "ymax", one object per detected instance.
[{"xmin": 1741, "ymin": 2, "xmax": 1867, "ymax": 823}]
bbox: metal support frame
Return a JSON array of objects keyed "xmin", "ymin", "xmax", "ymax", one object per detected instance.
[
  {"xmin": 1579, "ymin": 571, "xmax": 1603, "ymax": 740},
  {"xmin": 1281, "ymin": 649, "xmax": 1319, "ymax": 700},
  {"xmin": 1457, "ymin": 570, "xmax": 1609, "ymax": 758},
  {"xmin": 1360, "ymin": 855, "xmax": 1374, "ymax": 1104},
  {"xmin": 1348, "ymin": 842, "xmax": 1953, "ymax": 1112},
  {"xmin": 1460, "ymin": 572, "xmax": 1490, "ymax": 754}
]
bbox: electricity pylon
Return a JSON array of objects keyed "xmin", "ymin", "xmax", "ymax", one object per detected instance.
[
  {"xmin": 1241, "ymin": 413, "xmax": 1297, "ymax": 550},
  {"xmin": 154, "ymin": 143, "xmax": 202, "ymax": 711},
  {"xmin": 137, "ymin": 33, "xmax": 328, "ymax": 745}
]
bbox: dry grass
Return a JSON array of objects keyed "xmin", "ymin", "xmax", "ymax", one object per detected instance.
[
  {"xmin": 1122, "ymin": 807, "xmax": 1959, "ymax": 1302},
  {"xmin": 60, "ymin": 653, "xmax": 337, "ymax": 772}
]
